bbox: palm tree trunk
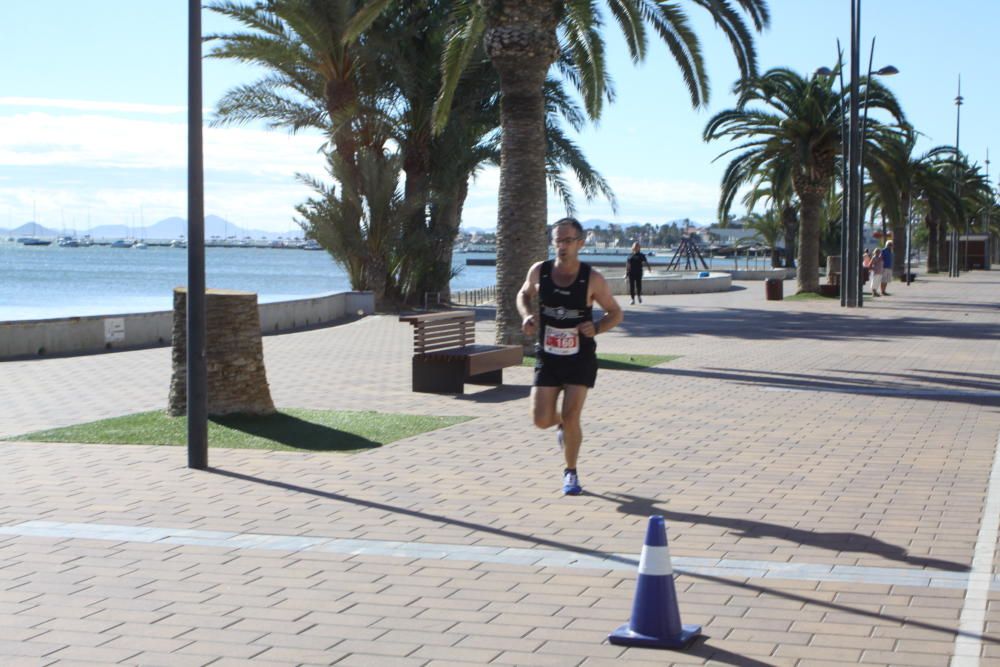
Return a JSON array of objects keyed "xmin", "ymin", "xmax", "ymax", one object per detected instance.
[
  {"xmin": 926, "ymin": 214, "xmax": 939, "ymax": 273},
  {"xmin": 484, "ymin": 2, "xmax": 559, "ymax": 346},
  {"xmin": 796, "ymin": 190, "xmax": 823, "ymax": 293},
  {"xmin": 938, "ymin": 226, "xmax": 950, "ymax": 273},
  {"xmin": 433, "ymin": 179, "xmax": 471, "ymax": 304},
  {"xmin": 781, "ymin": 205, "xmax": 797, "ymax": 269},
  {"xmin": 892, "ymin": 193, "xmax": 909, "ymax": 280}
]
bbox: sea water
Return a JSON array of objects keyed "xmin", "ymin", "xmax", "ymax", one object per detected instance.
[
  {"xmin": 0, "ymin": 243, "xmax": 498, "ymax": 321},
  {"xmin": 0, "ymin": 242, "xmax": 763, "ymax": 321}
]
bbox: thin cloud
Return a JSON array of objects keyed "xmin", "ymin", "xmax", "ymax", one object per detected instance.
[
  {"xmin": 0, "ymin": 96, "xmax": 188, "ymax": 115},
  {"xmin": 0, "ymin": 112, "xmax": 327, "ymax": 177},
  {"xmin": 461, "ymin": 171, "xmax": 728, "ymax": 229}
]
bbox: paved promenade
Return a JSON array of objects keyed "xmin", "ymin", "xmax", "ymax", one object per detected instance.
[{"xmin": 1, "ymin": 272, "xmax": 999, "ymax": 666}]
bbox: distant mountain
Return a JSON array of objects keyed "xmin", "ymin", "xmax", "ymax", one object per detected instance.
[
  {"xmin": 1, "ymin": 216, "xmax": 293, "ymax": 240},
  {"xmin": 581, "ymin": 218, "xmax": 707, "ymax": 229},
  {"xmin": 581, "ymin": 219, "xmax": 660, "ymax": 229},
  {"xmin": 3, "ymin": 222, "xmax": 62, "ymax": 237}
]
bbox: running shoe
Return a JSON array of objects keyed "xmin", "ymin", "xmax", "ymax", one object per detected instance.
[{"xmin": 562, "ymin": 469, "xmax": 582, "ymax": 495}]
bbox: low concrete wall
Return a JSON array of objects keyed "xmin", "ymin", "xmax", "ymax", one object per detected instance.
[
  {"xmin": 258, "ymin": 291, "xmax": 373, "ymax": 333},
  {"xmin": 723, "ymin": 268, "xmax": 797, "ymax": 281},
  {"xmin": 606, "ymin": 271, "xmax": 731, "ymax": 296},
  {"xmin": 0, "ymin": 291, "xmax": 375, "ymax": 360}
]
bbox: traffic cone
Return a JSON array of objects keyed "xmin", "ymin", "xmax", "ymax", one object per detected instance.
[{"xmin": 608, "ymin": 515, "xmax": 701, "ymax": 649}]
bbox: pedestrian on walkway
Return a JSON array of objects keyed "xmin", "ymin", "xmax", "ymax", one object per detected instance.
[
  {"xmin": 518, "ymin": 217, "xmax": 623, "ymax": 495},
  {"xmin": 625, "ymin": 242, "xmax": 653, "ymax": 305},
  {"xmin": 869, "ymin": 247, "xmax": 884, "ymax": 297},
  {"xmin": 880, "ymin": 240, "xmax": 893, "ymax": 295},
  {"xmin": 862, "ymin": 249, "xmax": 872, "ymax": 287}
]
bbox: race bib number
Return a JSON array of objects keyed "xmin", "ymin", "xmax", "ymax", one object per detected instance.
[{"xmin": 543, "ymin": 325, "xmax": 579, "ymax": 356}]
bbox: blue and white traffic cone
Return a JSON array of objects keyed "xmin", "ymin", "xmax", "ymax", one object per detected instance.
[{"xmin": 608, "ymin": 515, "xmax": 701, "ymax": 649}]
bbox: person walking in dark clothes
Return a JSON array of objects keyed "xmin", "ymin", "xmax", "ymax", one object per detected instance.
[{"xmin": 625, "ymin": 242, "xmax": 652, "ymax": 304}]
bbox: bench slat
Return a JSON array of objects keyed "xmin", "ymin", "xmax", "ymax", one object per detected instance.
[
  {"xmin": 415, "ymin": 328, "xmax": 472, "ymax": 343},
  {"xmin": 399, "ymin": 311, "xmax": 475, "ymax": 325}
]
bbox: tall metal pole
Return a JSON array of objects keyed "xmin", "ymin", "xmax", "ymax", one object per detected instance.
[
  {"xmin": 187, "ymin": 0, "xmax": 208, "ymax": 469},
  {"xmin": 905, "ymin": 194, "xmax": 913, "ymax": 285},
  {"xmin": 951, "ymin": 76, "xmax": 963, "ymax": 278},
  {"xmin": 835, "ymin": 42, "xmax": 849, "ymax": 306},
  {"xmin": 987, "ymin": 152, "xmax": 994, "ymax": 269},
  {"xmin": 856, "ymin": 35, "xmax": 880, "ymax": 304},
  {"xmin": 845, "ymin": 0, "xmax": 862, "ymax": 307}
]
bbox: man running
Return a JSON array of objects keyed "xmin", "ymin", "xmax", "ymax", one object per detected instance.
[{"xmin": 517, "ymin": 217, "xmax": 623, "ymax": 495}]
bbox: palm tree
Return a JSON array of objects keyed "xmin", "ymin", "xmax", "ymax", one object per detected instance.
[
  {"xmin": 426, "ymin": 0, "xmax": 771, "ymax": 345},
  {"xmin": 745, "ymin": 209, "xmax": 783, "ymax": 268},
  {"xmin": 741, "ymin": 160, "xmax": 797, "ymax": 268},
  {"xmin": 208, "ymin": 0, "xmax": 614, "ymax": 306},
  {"xmin": 297, "ymin": 146, "xmax": 407, "ymax": 309},
  {"xmin": 950, "ymin": 156, "xmax": 994, "ymax": 271},
  {"xmin": 705, "ymin": 67, "xmax": 905, "ymax": 293},
  {"xmin": 867, "ymin": 133, "xmax": 957, "ymax": 278}
]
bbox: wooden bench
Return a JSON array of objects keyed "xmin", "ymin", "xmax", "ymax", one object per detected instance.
[{"xmin": 399, "ymin": 311, "xmax": 523, "ymax": 394}]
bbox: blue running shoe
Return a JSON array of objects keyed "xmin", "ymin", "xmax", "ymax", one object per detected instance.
[{"xmin": 562, "ymin": 469, "xmax": 582, "ymax": 495}]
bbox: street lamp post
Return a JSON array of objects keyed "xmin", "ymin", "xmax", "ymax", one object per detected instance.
[
  {"xmin": 905, "ymin": 193, "xmax": 914, "ymax": 286},
  {"xmin": 950, "ymin": 77, "xmax": 963, "ymax": 278},
  {"xmin": 985, "ymin": 151, "xmax": 992, "ymax": 268},
  {"xmin": 816, "ymin": 52, "xmax": 850, "ymax": 305},
  {"xmin": 828, "ymin": 0, "xmax": 896, "ymax": 307},
  {"xmin": 187, "ymin": 0, "xmax": 208, "ymax": 469}
]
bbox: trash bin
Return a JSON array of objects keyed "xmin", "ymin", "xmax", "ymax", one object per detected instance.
[{"xmin": 765, "ymin": 277, "xmax": 783, "ymax": 301}]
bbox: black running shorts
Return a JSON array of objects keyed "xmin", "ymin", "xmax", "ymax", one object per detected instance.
[{"xmin": 533, "ymin": 354, "xmax": 598, "ymax": 388}]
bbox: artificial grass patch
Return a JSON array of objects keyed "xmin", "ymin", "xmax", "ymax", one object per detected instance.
[
  {"xmin": 8, "ymin": 409, "xmax": 473, "ymax": 453},
  {"xmin": 785, "ymin": 291, "xmax": 839, "ymax": 301},
  {"xmin": 522, "ymin": 352, "xmax": 678, "ymax": 371}
]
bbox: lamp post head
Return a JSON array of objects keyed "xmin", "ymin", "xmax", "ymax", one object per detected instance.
[
  {"xmin": 815, "ymin": 66, "xmax": 834, "ymax": 77},
  {"xmin": 874, "ymin": 65, "xmax": 899, "ymax": 76}
]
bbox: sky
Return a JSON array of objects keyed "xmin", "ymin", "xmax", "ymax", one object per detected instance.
[{"xmin": 1, "ymin": 1, "xmax": 997, "ymax": 234}]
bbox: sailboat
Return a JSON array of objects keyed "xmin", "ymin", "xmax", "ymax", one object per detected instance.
[
  {"xmin": 133, "ymin": 206, "xmax": 148, "ymax": 248},
  {"xmin": 19, "ymin": 218, "xmax": 51, "ymax": 246}
]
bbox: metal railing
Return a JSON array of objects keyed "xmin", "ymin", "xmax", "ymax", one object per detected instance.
[{"xmin": 449, "ymin": 284, "xmax": 497, "ymax": 308}]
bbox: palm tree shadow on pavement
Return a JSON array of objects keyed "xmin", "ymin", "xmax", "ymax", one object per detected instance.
[
  {"xmin": 613, "ymin": 305, "xmax": 1000, "ymax": 343},
  {"xmin": 204, "ymin": 468, "xmax": 996, "ymax": 647},
  {"xmin": 588, "ymin": 490, "xmax": 969, "ymax": 573},
  {"xmin": 209, "ymin": 413, "xmax": 380, "ymax": 452}
]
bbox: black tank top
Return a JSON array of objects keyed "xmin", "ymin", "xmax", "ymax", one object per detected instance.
[{"xmin": 537, "ymin": 260, "xmax": 595, "ymax": 359}]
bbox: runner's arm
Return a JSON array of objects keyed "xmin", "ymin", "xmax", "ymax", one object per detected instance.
[
  {"xmin": 580, "ymin": 270, "xmax": 623, "ymax": 337},
  {"xmin": 518, "ymin": 262, "xmax": 543, "ymax": 336}
]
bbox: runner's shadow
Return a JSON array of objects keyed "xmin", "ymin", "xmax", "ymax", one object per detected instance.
[{"xmin": 589, "ymin": 491, "xmax": 969, "ymax": 572}]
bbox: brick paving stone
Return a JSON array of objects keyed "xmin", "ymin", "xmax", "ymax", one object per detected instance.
[
  {"xmin": 334, "ymin": 654, "xmax": 426, "ymax": 667},
  {"xmin": 44, "ymin": 644, "xmax": 143, "ymax": 663},
  {"xmin": 2, "ymin": 273, "xmax": 1000, "ymax": 665}
]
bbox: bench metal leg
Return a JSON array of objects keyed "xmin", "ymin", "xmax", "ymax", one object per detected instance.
[
  {"xmin": 467, "ymin": 369, "xmax": 503, "ymax": 386},
  {"xmin": 413, "ymin": 358, "xmax": 465, "ymax": 394}
]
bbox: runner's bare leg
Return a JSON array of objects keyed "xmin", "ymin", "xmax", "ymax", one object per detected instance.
[
  {"xmin": 531, "ymin": 386, "xmax": 562, "ymax": 429},
  {"xmin": 560, "ymin": 385, "xmax": 589, "ymax": 469}
]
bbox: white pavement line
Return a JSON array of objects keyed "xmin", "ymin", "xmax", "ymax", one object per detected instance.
[
  {"xmin": 761, "ymin": 386, "xmax": 1000, "ymax": 399},
  {"xmin": 951, "ymin": 431, "xmax": 1000, "ymax": 667},
  {"xmin": 2, "ymin": 519, "xmax": 1000, "ymax": 591}
]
